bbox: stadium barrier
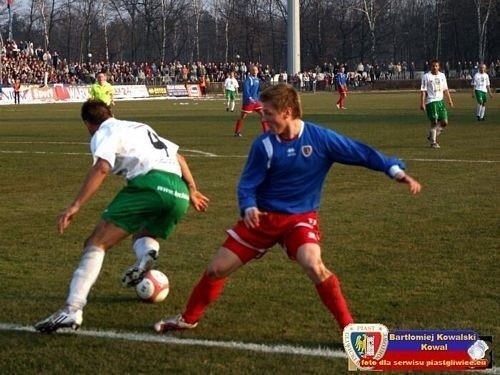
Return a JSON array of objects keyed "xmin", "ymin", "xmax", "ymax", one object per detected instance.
[{"xmin": 0, "ymin": 84, "xmax": 202, "ymax": 105}]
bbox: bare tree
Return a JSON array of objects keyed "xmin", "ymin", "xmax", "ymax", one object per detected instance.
[
  {"xmin": 474, "ymin": 0, "xmax": 495, "ymax": 62},
  {"xmin": 351, "ymin": 0, "xmax": 393, "ymax": 64}
]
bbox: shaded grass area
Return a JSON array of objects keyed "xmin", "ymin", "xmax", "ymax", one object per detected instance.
[{"xmin": 0, "ymin": 91, "xmax": 498, "ymax": 374}]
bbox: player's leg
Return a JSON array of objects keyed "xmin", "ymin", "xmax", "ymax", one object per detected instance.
[
  {"xmin": 123, "ymin": 172, "xmax": 190, "ymax": 287},
  {"xmin": 154, "ymin": 246, "xmax": 245, "ymax": 332},
  {"xmin": 234, "ymin": 111, "xmax": 247, "ymax": 136},
  {"xmin": 230, "ymin": 91, "xmax": 236, "ymax": 112},
  {"xmin": 35, "ymin": 221, "xmax": 129, "ymax": 333},
  {"xmin": 296, "ymin": 244, "xmax": 353, "ymax": 329},
  {"xmin": 121, "ymin": 234, "xmax": 160, "ymax": 287},
  {"xmin": 155, "ymin": 218, "xmax": 273, "ymax": 332},
  {"xmin": 479, "ymin": 92, "xmax": 487, "ymax": 120},
  {"xmin": 225, "ymin": 90, "xmax": 230, "ymax": 111},
  {"xmin": 336, "ymin": 90, "xmax": 342, "ymax": 109},
  {"xmin": 256, "ymin": 108, "xmax": 269, "ymax": 132},
  {"xmin": 426, "ymin": 102, "xmax": 440, "ymax": 148}
]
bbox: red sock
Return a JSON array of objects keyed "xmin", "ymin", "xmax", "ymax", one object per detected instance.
[
  {"xmin": 261, "ymin": 121, "xmax": 269, "ymax": 132},
  {"xmin": 182, "ymin": 271, "xmax": 227, "ymax": 324},
  {"xmin": 315, "ymin": 274, "xmax": 354, "ymax": 329},
  {"xmin": 234, "ymin": 119, "xmax": 243, "ymax": 134}
]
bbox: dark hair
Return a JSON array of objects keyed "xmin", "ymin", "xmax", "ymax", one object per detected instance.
[{"xmin": 81, "ymin": 100, "xmax": 113, "ymax": 125}]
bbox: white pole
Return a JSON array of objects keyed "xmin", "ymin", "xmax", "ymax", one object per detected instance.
[{"xmin": 287, "ymin": 0, "xmax": 301, "ymax": 76}]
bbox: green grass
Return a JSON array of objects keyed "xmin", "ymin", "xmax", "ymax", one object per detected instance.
[{"xmin": 0, "ymin": 91, "xmax": 498, "ymax": 374}]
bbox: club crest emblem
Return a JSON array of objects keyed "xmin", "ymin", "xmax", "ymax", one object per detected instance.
[
  {"xmin": 343, "ymin": 324, "xmax": 389, "ymax": 370},
  {"xmin": 301, "ymin": 145, "xmax": 313, "ymax": 157}
]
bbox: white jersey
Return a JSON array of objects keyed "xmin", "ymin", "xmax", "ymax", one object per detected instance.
[
  {"xmin": 224, "ymin": 77, "xmax": 239, "ymax": 92},
  {"xmin": 91, "ymin": 118, "xmax": 182, "ymax": 180},
  {"xmin": 420, "ymin": 72, "xmax": 448, "ymax": 104},
  {"xmin": 471, "ymin": 72, "xmax": 490, "ymax": 93}
]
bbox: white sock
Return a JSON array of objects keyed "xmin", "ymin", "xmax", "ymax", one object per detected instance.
[
  {"xmin": 230, "ymin": 100, "xmax": 235, "ymax": 111},
  {"xmin": 66, "ymin": 246, "xmax": 105, "ymax": 310},
  {"xmin": 480, "ymin": 106, "xmax": 486, "ymax": 118},
  {"xmin": 133, "ymin": 237, "xmax": 160, "ymax": 264},
  {"xmin": 476, "ymin": 104, "xmax": 481, "ymax": 117},
  {"xmin": 429, "ymin": 128, "xmax": 437, "ymax": 143}
]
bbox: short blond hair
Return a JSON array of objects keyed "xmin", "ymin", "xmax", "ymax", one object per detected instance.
[{"xmin": 259, "ymin": 84, "xmax": 303, "ymax": 119}]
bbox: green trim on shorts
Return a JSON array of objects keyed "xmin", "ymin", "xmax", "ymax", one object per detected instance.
[
  {"xmin": 101, "ymin": 170, "xmax": 189, "ymax": 239},
  {"xmin": 475, "ymin": 90, "xmax": 487, "ymax": 105},
  {"xmin": 426, "ymin": 100, "xmax": 448, "ymax": 122},
  {"xmin": 225, "ymin": 90, "xmax": 236, "ymax": 100}
]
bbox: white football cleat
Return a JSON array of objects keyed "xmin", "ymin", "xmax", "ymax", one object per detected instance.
[
  {"xmin": 430, "ymin": 143, "xmax": 441, "ymax": 149},
  {"xmin": 154, "ymin": 314, "xmax": 198, "ymax": 333},
  {"xmin": 35, "ymin": 307, "xmax": 83, "ymax": 333},
  {"xmin": 122, "ymin": 250, "xmax": 158, "ymax": 287}
]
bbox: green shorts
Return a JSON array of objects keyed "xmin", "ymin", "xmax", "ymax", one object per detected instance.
[
  {"xmin": 225, "ymin": 90, "xmax": 236, "ymax": 100},
  {"xmin": 102, "ymin": 170, "xmax": 190, "ymax": 239},
  {"xmin": 475, "ymin": 90, "xmax": 487, "ymax": 105},
  {"xmin": 426, "ymin": 100, "xmax": 448, "ymax": 123}
]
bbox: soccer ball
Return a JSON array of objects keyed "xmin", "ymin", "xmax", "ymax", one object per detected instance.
[{"xmin": 135, "ymin": 270, "xmax": 170, "ymax": 303}]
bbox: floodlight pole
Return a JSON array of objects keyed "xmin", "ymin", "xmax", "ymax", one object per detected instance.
[{"xmin": 287, "ymin": 0, "xmax": 301, "ymax": 76}]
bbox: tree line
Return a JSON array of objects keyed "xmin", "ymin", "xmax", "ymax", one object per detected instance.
[{"xmin": 1, "ymin": 0, "xmax": 498, "ymax": 72}]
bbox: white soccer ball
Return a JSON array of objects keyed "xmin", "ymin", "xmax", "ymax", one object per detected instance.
[{"xmin": 135, "ymin": 270, "xmax": 170, "ymax": 303}]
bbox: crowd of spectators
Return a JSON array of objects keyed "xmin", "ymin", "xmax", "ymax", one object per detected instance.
[{"xmin": 2, "ymin": 39, "xmax": 500, "ymax": 90}]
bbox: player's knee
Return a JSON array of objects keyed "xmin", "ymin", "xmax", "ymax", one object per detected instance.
[
  {"xmin": 300, "ymin": 257, "xmax": 332, "ymax": 284},
  {"xmin": 206, "ymin": 265, "xmax": 227, "ymax": 279}
]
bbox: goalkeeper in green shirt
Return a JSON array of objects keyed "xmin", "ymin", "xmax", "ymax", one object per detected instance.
[{"xmin": 89, "ymin": 72, "xmax": 115, "ymax": 106}]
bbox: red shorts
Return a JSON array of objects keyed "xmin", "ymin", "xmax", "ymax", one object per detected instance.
[
  {"xmin": 222, "ymin": 211, "xmax": 321, "ymax": 263},
  {"xmin": 241, "ymin": 101, "xmax": 263, "ymax": 113}
]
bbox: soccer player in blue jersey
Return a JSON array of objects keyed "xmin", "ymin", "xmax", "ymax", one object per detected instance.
[
  {"xmin": 335, "ymin": 66, "xmax": 348, "ymax": 109},
  {"xmin": 233, "ymin": 65, "xmax": 269, "ymax": 136},
  {"xmin": 155, "ymin": 84, "xmax": 421, "ymax": 334}
]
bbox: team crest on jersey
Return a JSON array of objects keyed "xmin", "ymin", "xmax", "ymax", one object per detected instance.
[
  {"xmin": 301, "ymin": 145, "xmax": 313, "ymax": 157},
  {"xmin": 343, "ymin": 324, "xmax": 389, "ymax": 370}
]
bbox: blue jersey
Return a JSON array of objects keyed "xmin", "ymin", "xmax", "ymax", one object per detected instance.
[
  {"xmin": 336, "ymin": 72, "xmax": 347, "ymax": 87},
  {"xmin": 242, "ymin": 75, "xmax": 260, "ymax": 105},
  {"xmin": 237, "ymin": 121, "xmax": 405, "ymax": 214}
]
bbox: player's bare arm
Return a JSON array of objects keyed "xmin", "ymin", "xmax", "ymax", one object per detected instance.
[
  {"xmin": 445, "ymin": 90, "xmax": 454, "ymax": 107},
  {"xmin": 420, "ymin": 92, "xmax": 426, "ymax": 111},
  {"xmin": 177, "ymin": 153, "xmax": 209, "ymax": 212},
  {"xmin": 58, "ymin": 158, "xmax": 111, "ymax": 234}
]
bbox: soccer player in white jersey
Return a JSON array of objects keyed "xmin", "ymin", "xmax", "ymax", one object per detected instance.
[
  {"xmin": 224, "ymin": 71, "xmax": 239, "ymax": 112},
  {"xmin": 420, "ymin": 59, "xmax": 454, "ymax": 148},
  {"xmin": 154, "ymin": 84, "xmax": 421, "ymax": 334},
  {"xmin": 471, "ymin": 64, "xmax": 493, "ymax": 121},
  {"xmin": 35, "ymin": 100, "xmax": 209, "ymax": 333}
]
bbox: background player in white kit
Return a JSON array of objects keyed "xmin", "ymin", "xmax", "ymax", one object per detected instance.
[
  {"xmin": 35, "ymin": 100, "xmax": 209, "ymax": 333},
  {"xmin": 420, "ymin": 59, "xmax": 454, "ymax": 148},
  {"xmin": 224, "ymin": 71, "xmax": 239, "ymax": 112},
  {"xmin": 471, "ymin": 64, "xmax": 493, "ymax": 121}
]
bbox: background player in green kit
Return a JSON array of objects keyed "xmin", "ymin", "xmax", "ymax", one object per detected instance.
[
  {"xmin": 35, "ymin": 100, "xmax": 209, "ymax": 333},
  {"xmin": 471, "ymin": 63, "xmax": 493, "ymax": 121},
  {"xmin": 420, "ymin": 59, "xmax": 454, "ymax": 149}
]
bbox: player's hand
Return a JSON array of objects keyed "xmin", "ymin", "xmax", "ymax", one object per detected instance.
[
  {"xmin": 448, "ymin": 100, "xmax": 454, "ymax": 108},
  {"xmin": 420, "ymin": 104, "xmax": 425, "ymax": 111},
  {"xmin": 396, "ymin": 174, "xmax": 422, "ymax": 195},
  {"xmin": 243, "ymin": 207, "xmax": 267, "ymax": 228},
  {"xmin": 58, "ymin": 204, "xmax": 80, "ymax": 234},
  {"xmin": 190, "ymin": 190, "xmax": 209, "ymax": 212}
]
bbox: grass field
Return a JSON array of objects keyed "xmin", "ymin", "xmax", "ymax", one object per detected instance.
[{"xmin": 0, "ymin": 91, "xmax": 498, "ymax": 374}]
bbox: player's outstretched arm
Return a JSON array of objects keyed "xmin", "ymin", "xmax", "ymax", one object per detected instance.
[
  {"xmin": 395, "ymin": 173, "xmax": 422, "ymax": 195},
  {"xmin": 177, "ymin": 153, "xmax": 209, "ymax": 212},
  {"xmin": 58, "ymin": 158, "xmax": 111, "ymax": 234}
]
